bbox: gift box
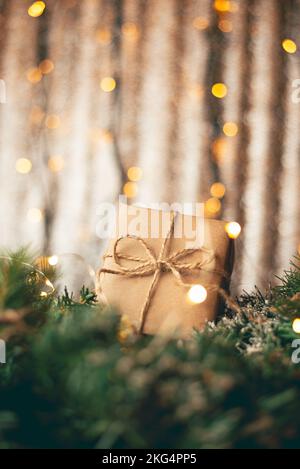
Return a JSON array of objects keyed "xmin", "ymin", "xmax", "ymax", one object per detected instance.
[{"xmin": 96, "ymin": 204, "xmax": 234, "ymax": 338}]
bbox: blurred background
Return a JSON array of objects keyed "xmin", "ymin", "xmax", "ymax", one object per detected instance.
[{"xmin": 0, "ymin": 0, "xmax": 299, "ymax": 293}]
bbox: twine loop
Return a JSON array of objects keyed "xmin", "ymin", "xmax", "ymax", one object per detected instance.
[{"xmin": 98, "ymin": 212, "xmax": 227, "ymax": 333}]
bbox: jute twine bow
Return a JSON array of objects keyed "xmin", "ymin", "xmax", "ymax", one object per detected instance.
[{"xmin": 98, "ymin": 212, "xmax": 232, "ymax": 334}]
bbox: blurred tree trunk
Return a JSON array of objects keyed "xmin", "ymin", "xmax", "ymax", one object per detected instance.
[{"xmin": 0, "ymin": 0, "xmax": 298, "ymax": 291}]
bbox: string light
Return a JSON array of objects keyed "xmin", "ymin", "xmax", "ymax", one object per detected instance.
[
  {"xmin": 28, "ymin": 1, "xmax": 46, "ymax": 17},
  {"xmin": 223, "ymin": 122, "xmax": 238, "ymax": 137},
  {"xmin": 26, "ymin": 67, "xmax": 42, "ymax": 84},
  {"xmin": 123, "ymin": 181, "xmax": 138, "ymax": 198},
  {"xmin": 27, "ymin": 208, "xmax": 43, "ymax": 223},
  {"xmin": 192, "ymin": 16, "xmax": 209, "ymax": 31},
  {"xmin": 210, "ymin": 182, "xmax": 226, "ymax": 198},
  {"xmin": 187, "ymin": 285, "xmax": 207, "ymax": 304},
  {"xmin": 218, "ymin": 19, "xmax": 233, "ymax": 33},
  {"xmin": 122, "ymin": 22, "xmax": 140, "ymax": 40},
  {"xmin": 225, "ymin": 222, "xmax": 241, "ymax": 239},
  {"xmin": 282, "ymin": 38, "xmax": 297, "ymax": 54},
  {"xmin": 211, "ymin": 83, "xmax": 227, "ymax": 98},
  {"xmin": 211, "ymin": 137, "xmax": 228, "ymax": 162},
  {"xmin": 95, "ymin": 28, "xmax": 111, "ymax": 45},
  {"xmin": 45, "ymin": 114, "xmax": 61, "ymax": 129},
  {"xmin": 15, "ymin": 158, "xmax": 32, "ymax": 174},
  {"xmin": 48, "ymin": 155, "xmax": 64, "ymax": 173},
  {"xmin": 292, "ymin": 318, "xmax": 300, "ymax": 333},
  {"xmin": 127, "ymin": 166, "xmax": 143, "ymax": 182},
  {"xmin": 205, "ymin": 197, "xmax": 221, "ymax": 215},
  {"xmin": 214, "ymin": 0, "xmax": 231, "ymax": 13},
  {"xmin": 39, "ymin": 59, "xmax": 54, "ymax": 74},
  {"xmin": 100, "ymin": 77, "xmax": 116, "ymax": 92},
  {"xmin": 48, "ymin": 255, "xmax": 58, "ymax": 266}
]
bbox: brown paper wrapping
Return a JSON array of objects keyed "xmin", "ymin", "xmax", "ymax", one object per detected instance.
[{"xmin": 96, "ymin": 205, "xmax": 234, "ymax": 338}]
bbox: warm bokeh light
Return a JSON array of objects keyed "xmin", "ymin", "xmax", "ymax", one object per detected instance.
[
  {"xmin": 123, "ymin": 181, "xmax": 138, "ymax": 198},
  {"xmin": 127, "ymin": 166, "xmax": 143, "ymax": 182},
  {"xmin": 45, "ymin": 114, "xmax": 61, "ymax": 129},
  {"xmin": 95, "ymin": 27, "xmax": 111, "ymax": 45},
  {"xmin": 48, "ymin": 155, "xmax": 64, "ymax": 173},
  {"xmin": 211, "ymin": 137, "xmax": 228, "ymax": 162},
  {"xmin": 214, "ymin": 0, "xmax": 231, "ymax": 13},
  {"xmin": 28, "ymin": 1, "xmax": 46, "ymax": 17},
  {"xmin": 192, "ymin": 16, "xmax": 209, "ymax": 30},
  {"xmin": 26, "ymin": 67, "xmax": 42, "ymax": 84},
  {"xmin": 223, "ymin": 122, "xmax": 238, "ymax": 137},
  {"xmin": 100, "ymin": 77, "xmax": 116, "ymax": 92},
  {"xmin": 282, "ymin": 38, "xmax": 297, "ymax": 54},
  {"xmin": 205, "ymin": 197, "xmax": 221, "ymax": 215},
  {"xmin": 39, "ymin": 59, "xmax": 54, "ymax": 74},
  {"xmin": 27, "ymin": 207, "xmax": 43, "ymax": 223},
  {"xmin": 211, "ymin": 82, "xmax": 227, "ymax": 98},
  {"xmin": 225, "ymin": 222, "xmax": 241, "ymax": 239},
  {"xmin": 29, "ymin": 106, "xmax": 45, "ymax": 125},
  {"xmin": 15, "ymin": 158, "xmax": 32, "ymax": 174},
  {"xmin": 218, "ymin": 19, "xmax": 233, "ymax": 33},
  {"xmin": 48, "ymin": 255, "xmax": 58, "ymax": 266},
  {"xmin": 122, "ymin": 22, "xmax": 140, "ymax": 40},
  {"xmin": 187, "ymin": 285, "xmax": 207, "ymax": 304},
  {"xmin": 210, "ymin": 182, "xmax": 226, "ymax": 198},
  {"xmin": 292, "ymin": 318, "xmax": 300, "ymax": 333}
]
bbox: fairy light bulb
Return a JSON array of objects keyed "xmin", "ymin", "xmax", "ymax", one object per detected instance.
[
  {"xmin": 48, "ymin": 255, "xmax": 58, "ymax": 266},
  {"xmin": 100, "ymin": 77, "xmax": 116, "ymax": 92},
  {"xmin": 127, "ymin": 166, "xmax": 143, "ymax": 182},
  {"xmin": 214, "ymin": 0, "xmax": 231, "ymax": 12},
  {"xmin": 187, "ymin": 285, "xmax": 207, "ymax": 304},
  {"xmin": 210, "ymin": 182, "xmax": 226, "ymax": 198},
  {"xmin": 123, "ymin": 182, "xmax": 138, "ymax": 198},
  {"xmin": 282, "ymin": 39, "xmax": 297, "ymax": 54},
  {"xmin": 39, "ymin": 59, "xmax": 54, "ymax": 74},
  {"xmin": 28, "ymin": 1, "xmax": 46, "ymax": 17},
  {"xmin": 223, "ymin": 122, "xmax": 238, "ymax": 137},
  {"xmin": 292, "ymin": 318, "xmax": 300, "ymax": 333},
  {"xmin": 211, "ymin": 82, "xmax": 227, "ymax": 98},
  {"xmin": 26, "ymin": 67, "xmax": 43, "ymax": 84},
  {"xmin": 205, "ymin": 197, "xmax": 221, "ymax": 215},
  {"xmin": 16, "ymin": 158, "xmax": 32, "ymax": 174},
  {"xmin": 225, "ymin": 222, "xmax": 241, "ymax": 239}
]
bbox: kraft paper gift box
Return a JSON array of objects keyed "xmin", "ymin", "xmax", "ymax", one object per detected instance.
[{"xmin": 96, "ymin": 204, "xmax": 234, "ymax": 338}]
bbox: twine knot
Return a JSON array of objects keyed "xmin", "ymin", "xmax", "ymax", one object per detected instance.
[{"xmin": 98, "ymin": 212, "xmax": 224, "ymax": 334}]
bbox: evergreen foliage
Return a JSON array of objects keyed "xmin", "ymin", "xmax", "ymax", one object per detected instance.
[{"xmin": 0, "ymin": 251, "xmax": 299, "ymax": 448}]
